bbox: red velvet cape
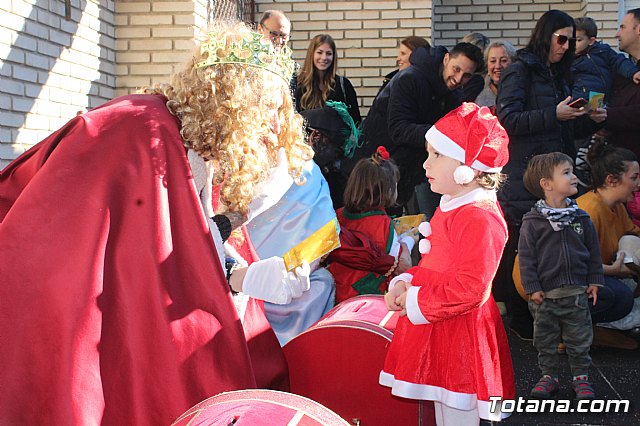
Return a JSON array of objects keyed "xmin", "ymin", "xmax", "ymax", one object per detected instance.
[{"xmin": 0, "ymin": 95, "xmax": 256, "ymax": 424}]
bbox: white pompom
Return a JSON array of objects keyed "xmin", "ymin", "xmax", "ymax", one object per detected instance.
[
  {"xmin": 419, "ymin": 238, "xmax": 431, "ymax": 254},
  {"xmin": 453, "ymin": 165, "xmax": 475, "ymax": 185},
  {"xmin": 418, "ymin": 221, "xmax": 432, "ymax": 237}
]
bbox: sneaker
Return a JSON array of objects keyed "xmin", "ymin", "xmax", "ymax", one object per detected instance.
[
  {"xmin": 531, "ymin": 375, "xmax": 559, "ymax": 398},
  {"xmin": 573, "ymin": 378, "xmax": 595, "ymax": 400}
]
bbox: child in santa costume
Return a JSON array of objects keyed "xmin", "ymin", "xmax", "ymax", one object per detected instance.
[
  {"xmin": 380, "ymin": 103, "xmax": 515, "ymax": 425},
  {"xmin": 327, "ymin": 146, "xmax": 417, "ymax": 303}
]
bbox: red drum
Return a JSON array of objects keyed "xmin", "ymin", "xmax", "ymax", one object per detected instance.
[
  {"xmin": 172, "ymin": 389, "xmax": 349, "ymax": 426},
  {"xmin": 283, "ymin": 295, "xmax": 435, "ymax": 426}
]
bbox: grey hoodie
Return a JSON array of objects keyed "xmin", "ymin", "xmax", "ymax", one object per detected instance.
[{"xmin": 518, "ymin": 205, "xmax": 604, "ymax": 295}]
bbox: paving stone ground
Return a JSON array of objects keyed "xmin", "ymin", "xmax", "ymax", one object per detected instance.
[{"xmin": 483, "ymin": 317, "xmax": 640, "ymax": 425}]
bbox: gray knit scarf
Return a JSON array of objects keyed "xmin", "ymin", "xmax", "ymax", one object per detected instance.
[{"xmin": 535, "ymin": 199, "xmax": 579, "ymax": 231}]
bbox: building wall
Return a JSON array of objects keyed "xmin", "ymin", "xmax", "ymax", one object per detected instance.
[
  {"xmin": 0, "ymin": 0, "xmax": 116, "ymax": 169},
  {"xmin": 626, "ymin": 0, "xmax": 640, "ymax": 12},
  {"xmin": 1, "ymin": 0, "xmax": 633, "ymax": 167},
  {"xmin": 114, "ymin": 0, "xmax": 209, "ymax": 97},
  {"xmin": 433, "ymin": 0, "xmax": 622, "ymax": 49}
]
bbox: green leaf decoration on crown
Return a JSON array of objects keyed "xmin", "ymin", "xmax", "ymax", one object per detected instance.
[{"xmin": 196, "ymin": 30, "xmax": 295, "ymax": 83}]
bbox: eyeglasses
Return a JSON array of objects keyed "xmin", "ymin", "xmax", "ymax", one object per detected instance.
[
  {"xmin": 553, "ymin": 33, "xmax": 576, "ymax": 46},
  {"xmin": 261, "ymin": 23, "xmax": 290, "ymax": 44}
]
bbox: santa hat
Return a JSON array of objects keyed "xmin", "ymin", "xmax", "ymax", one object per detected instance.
[{"xmin": 425, "ymin": 103, "xmax": 509, "ymax": 184}]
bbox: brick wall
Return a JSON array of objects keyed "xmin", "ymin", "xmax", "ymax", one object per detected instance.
[
  {"xmin": 114, "ymin": 0, "xmax": 209, "ymax": 97},
  {"xmin": 433, "ymin": 0, "xmax": 623, "ymax": 49},
  {"xmin": 2, "ymin": 0, "xmax": 632, "ymax": 167},
  {"xmin": 626, "ymin": 0, "xmax": 640, "ymax": 12},
  {"xmin": 0, "ymin": 0, "xmax": 116, "ymax": 169},
  {"xmin": 254, "ymin": 0, "xmax": 434, "ymax": 114}
]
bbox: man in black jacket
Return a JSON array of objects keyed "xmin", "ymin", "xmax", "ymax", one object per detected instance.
[
  {"xmin": 605, "ymin": 8, "xmax": 640, "ymax": 156},
  {"xmin": 361, "ymin": 43, "xmax": 483, "ymax": 216}
]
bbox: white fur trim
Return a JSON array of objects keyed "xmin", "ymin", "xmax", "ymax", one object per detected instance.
[
  {"xmin": 419, "ymin": 238, "xmax": 431, "ymax": 254},
  {"xmin": 188, "ymin": 149, "xmax": 207, "ymax": 194},
  {"xmin": 379, "ymin": 372, "xmax": 511, "ymax": 421},
  {"xmin": 406, "ymin": 286, "xmax": 429, "ymax": 325},
  {"xmin": 202, "ymin": 161, "xmax": 215, "ymax": 218},
  {"xmin": 453, "ymin": 165, "xmax": 475, "ymax": 185},
  {"xmin": 388, "ymin": 273, "xmax": 413, "ymax": 291},
  {"xmin": 425, "ymin": 126, "xmax": 503, "ymax": 173},
  {"xmin": 418, "ymin": 221, "xmax": 432, "ymax": 237},
  {"xmin": 188, "ymin": 149, "xmax": 225, "ymax": 269},
  {"xmin": 439, "ymin": 188, "xmax": 497, "ymax": 212},
  {"xmin": 188, "ymin": 149, "xmax": 215, "ymax": 218},
  {"xmin": 223, "ymin": 242, "xmax": 249, "ymax": 268}
]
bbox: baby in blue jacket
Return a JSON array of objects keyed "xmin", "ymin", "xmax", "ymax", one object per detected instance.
[{"xmin": 571, "ymin": 16, "xmax": 640, "ymax": 104}]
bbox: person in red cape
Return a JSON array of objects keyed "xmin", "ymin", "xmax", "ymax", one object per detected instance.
[
  {"xmin": 380, "ymin": 103, "xmax": 515, "ymax": 425},
  {"xmin": 0, "ymin": 22, "xmax": 313, "ymax": 425}
]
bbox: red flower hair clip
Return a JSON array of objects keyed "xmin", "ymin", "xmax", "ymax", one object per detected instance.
[{"xmin": 376, "ymin": 146, "xmax": 390, "ymax": 161}]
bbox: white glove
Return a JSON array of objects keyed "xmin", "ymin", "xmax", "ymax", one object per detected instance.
[
  {"xmin": 242, "ymin": 257, "xmax": 311, "ymax": 304},
  {"xmin": 285, "ymin": 261, "xmax": 311, "ymax": 299},
  {"xmin": 399, "ymin": 233, "xmax": 416, "ymax": 253}
]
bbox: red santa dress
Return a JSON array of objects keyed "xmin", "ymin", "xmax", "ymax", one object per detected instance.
[
  {"xmin": 0, "ymin": 94, "xmax": 261, "ymax": 425},
  {"xmin": 328, "ymin": 209, "xmax": 395, "ymax": 303},
  {"xmin": 379, "ymin": 188, "xmax": 514, "ymax": 421}
]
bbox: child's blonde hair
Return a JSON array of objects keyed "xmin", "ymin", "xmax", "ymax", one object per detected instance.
[
  {"xmin": 141, "ymin": 22, "xmax": 313, "ymax": 215},
  {"xmin": 476, "ymin": 171, "xmax": 506, "ymax": 191}
]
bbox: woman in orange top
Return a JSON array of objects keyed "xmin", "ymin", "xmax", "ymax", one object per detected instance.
[{"xmin": 577, "ymin": 140, "xmax": 638, "ymax": 348}]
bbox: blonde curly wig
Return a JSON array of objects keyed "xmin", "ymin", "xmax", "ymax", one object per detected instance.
[{"xmin": 142, "ymin": 22, "xmax": 313, "ymax": 215}]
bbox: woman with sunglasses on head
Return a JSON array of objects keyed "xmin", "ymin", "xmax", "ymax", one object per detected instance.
[
  {"xmin": 494, "ymin": 10, "xmax": 607, "ymax": 341},
  {"xmin": 294, "ymin": 34, "xmax": 361, "ymax": 126}
]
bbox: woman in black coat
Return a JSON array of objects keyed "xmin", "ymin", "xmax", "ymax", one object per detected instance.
[{"xmin": 494, "ymin": 9, "xmax": 606, "ymax": 339}]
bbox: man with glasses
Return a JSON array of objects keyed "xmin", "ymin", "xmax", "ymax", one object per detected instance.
[
  {"xmin": 258, "ymin": 10, "xmax": 298, "ymax": 96},
  {"xmin": 259, "ymin": 10, "xmax": 291, "ymax": 48}
]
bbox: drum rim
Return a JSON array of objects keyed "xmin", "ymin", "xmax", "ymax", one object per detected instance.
[{"xmin": 172, "ymin": 389, "xmax": 350, "ymax": 425}]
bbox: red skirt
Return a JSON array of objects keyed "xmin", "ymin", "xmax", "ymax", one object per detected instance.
[{"xmin": 380, "ymin": 296, "xmax": 514, "ymax": 421}]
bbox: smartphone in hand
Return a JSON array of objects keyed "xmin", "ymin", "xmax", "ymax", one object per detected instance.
[{"xmin": 568, "ymin": 98, "xmax": 588, "ymax": 109}]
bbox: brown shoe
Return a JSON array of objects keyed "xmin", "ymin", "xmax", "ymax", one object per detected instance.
[{"xmin": 592, "ymin": 326, "xmax": 639, "ymax": 350}]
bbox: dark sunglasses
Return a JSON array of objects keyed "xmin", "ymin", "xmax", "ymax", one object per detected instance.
[{"xmin": 553, "ymin": 33, "xmax": 576, "ymax": 46}]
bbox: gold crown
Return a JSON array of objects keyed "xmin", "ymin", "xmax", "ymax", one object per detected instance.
[{"xmin": 196, "ymin": 29, "xmax": 296, "ymax": 83}]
